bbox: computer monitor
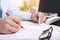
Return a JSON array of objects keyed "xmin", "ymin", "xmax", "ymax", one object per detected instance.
[{"xmin": 38, "ymin": 0, "xmax": 60, "ymax": 16}]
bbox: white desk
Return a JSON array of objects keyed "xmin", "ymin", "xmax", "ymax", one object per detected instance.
[{"xmin": 0, "ymin": 21, "xmax": 60, "ymax": 40}]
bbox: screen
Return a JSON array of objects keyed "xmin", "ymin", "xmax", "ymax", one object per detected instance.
[{"xmin": 38, "ymin": 0, "xmax": 60, "ymax": 16}]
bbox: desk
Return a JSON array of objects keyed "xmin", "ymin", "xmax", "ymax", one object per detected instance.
[{"xmin": 0, "ymin": 21, "xmax": 60, "ymax": 40}]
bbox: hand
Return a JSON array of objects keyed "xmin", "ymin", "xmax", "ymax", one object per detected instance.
[
  {"xmin": 0, "ymin": 16, "xmax": 21, "ymax": 34},
  {"xmin": 31, "ymin": 12, "xmax": 46, "ymax": 23}
]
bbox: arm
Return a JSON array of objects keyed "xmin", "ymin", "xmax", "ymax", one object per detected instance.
[
  {"xmin": 1, "ymin": 0, "xmax": 32, "ymax": 20},
  {"xmin": 7, "ymin": 7, "xmax": 46, "ymax": 23},
  {"xmin": 0, "ymin": 0, "xmax": 22, "ymax": 34},
  {"xmin": 7, "ymin": 8, "xmax": 32, "ymax": 21},
  {"xmin": 1, "ymin": 0, "xmax": 46, "ymax": 23}
]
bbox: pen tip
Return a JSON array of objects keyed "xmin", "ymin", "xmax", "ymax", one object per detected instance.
[
  {"xmin": 21, "ymin": 26, "xmax": 24, "ymax": 28},
  {"xmin": 6, "ymin": 12, "xmax": 10, "ymax": 16}
]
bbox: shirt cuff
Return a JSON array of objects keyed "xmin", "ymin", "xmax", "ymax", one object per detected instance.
[{"xmin": 8, "ymin": 9, "xmax": 32, "ymax": 20}]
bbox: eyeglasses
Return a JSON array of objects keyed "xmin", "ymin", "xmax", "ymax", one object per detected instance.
[{"xmin": 39, "ymin": 27, "xmax": 53, "ymax": 40}]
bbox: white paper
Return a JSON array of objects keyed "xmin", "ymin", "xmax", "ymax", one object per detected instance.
[{"xmin": 0, "ymin": 21, "xmax": 51, "ymax": 40}]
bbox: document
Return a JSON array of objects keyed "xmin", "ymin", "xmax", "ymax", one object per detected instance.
[{"xmin": 0, "ymin": 21, "xmax": 51, "ymax": 40}]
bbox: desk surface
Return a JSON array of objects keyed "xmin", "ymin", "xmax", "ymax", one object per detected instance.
[
  {"xmin": 50, "ymin": 25, "xmax": 60, "ymax": 40},
  {"xmin": 0, "ymin": 21, "xmax": 60, "ymax": 40}
]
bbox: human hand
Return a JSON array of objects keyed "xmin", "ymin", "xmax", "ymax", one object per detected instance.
[
  {"xmin": 0, "ymin": 16, "xmax": 21, "ymax": 34},
  {"xmin": 31, "ymin": 12, "xmax": 46, "ymax": 23}
]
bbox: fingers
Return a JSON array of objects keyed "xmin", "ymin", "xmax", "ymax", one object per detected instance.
[
  {"xmin": 12, "ymin": 17, "xmax": 21, "ymax": 25},
  {"xmin": 0, "ymin": 30, "xmax": 11, "ymax": 34},
  {"xmin": 0, "ymin": 24, "xmax": 12, "ymax": 34},
  {"xmin": 38, "ymin": 13, "xmax": 43, "ymax": 23},
  {"xmin": 8, "ymin": 26, "xmax": 19, "ymax": 33},
  {"xmin": 6, "ymin": 12, "xmax": 21, "ymax": 25},
  {"xmin": 0, "ymin": 24, "xmax": 19, "ymax": 34},
  {"xmin": 38, "ymin": 12, "xmax": 46, "ymax": 23},
  {"xmin": 42, "ymin": 16, "xmax": 46, "ymax": 22},
  {"xmin": 31, "ymin": 12, "xmax": 46, "ymax": 23},
  {"xmin": 0, "ymin": 16, "xmax": 21, "ymax": 34},
  {"xmin": 8, "ymin": 16, "xmax": 21, "ymax": 25},
  {"xmin": 6, "ymin": 25, "xmax": 19, "ymax": 33},
  {"xmin": 31, "ymin": 14, "xmax": 38, "ymax": 22},
  {"xmin": 7, "ymin": 19, "xmax": 20, "ymax": 29}
]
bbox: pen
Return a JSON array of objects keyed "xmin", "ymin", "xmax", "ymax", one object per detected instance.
[{"xmin": 6, "ymin": 12, "xmax": 23, "ymax": 28}]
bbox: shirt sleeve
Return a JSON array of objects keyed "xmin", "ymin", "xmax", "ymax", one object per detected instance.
[
  {"xmin": 1, "ymin": 0, "xmax": 32, "ymax": 20},
  {"xmin": 0, "ymin": 8, "xmax": 2, "ymax": 18},
  {"xmin": 1, "ymin": 0, "xmax": 9, "ymax": 18},
  {"xmin": 8, "ymin": 8, "xmax": 32, "ymax": 21}
]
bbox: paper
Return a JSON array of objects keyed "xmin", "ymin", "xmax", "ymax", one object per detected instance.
[
  {"xmin": 51, "ymin": 25, "xmax": 60, "ymax": 38},
  {"xmin": 0, "ymin": 21, "xmax": 51, "ymax": 39}
]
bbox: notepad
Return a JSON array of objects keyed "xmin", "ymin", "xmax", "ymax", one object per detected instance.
[{"xmin": 0, "ymin": 21, "xmax": 51, "ymax": 40}]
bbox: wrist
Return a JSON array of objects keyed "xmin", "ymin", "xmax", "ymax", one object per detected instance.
[
  {"xmin": 0, "ymin": 18, "xmax": 3, "ymax": 22},
  {"xmin": 0, "ymin": 18, "xmax": 2, "ymax": 23},
  {"xmin": 0, "ymin": 18, "xmax": 3, "ymax": 27},
  {"xmin": 31, "ymin": 13, "xmax": 34, "ymax": 20},
  {"xmin": 31, "ymin": 13, "xmax": 37, "ymax": 20}
]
